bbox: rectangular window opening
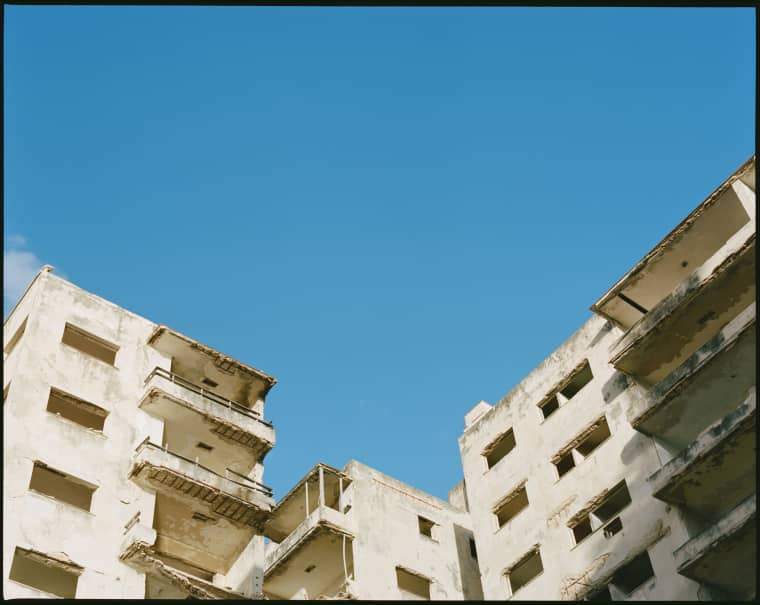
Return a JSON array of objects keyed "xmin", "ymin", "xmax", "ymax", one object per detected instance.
[
  {"xmin": 570, "ymin": 481, "xmax": 631, "ymax": 545},
  {"xmin": 576, "ymin": 418, "xmax": 612, "ymax": 458},
  {"xmin": 610, "ymin": 551, "xmax": 655, "ymax": 595},
  {"xmin": 603, "ymin": 517, "xmax": 623, "ymax": 538},
  {"xmin": 396, "ymin": 566, "xmax": 431, "ymax": 600},
  {"xmin": 559, "ymin": 361, "xmax": 594, "ymax": 400},
  {"xmin": 506, "ymin": 548, "xmax": 543, "ymax": 597},
  {"xmin": 46, "ymin": 388, "xmax": 108, "ymax": 431},
  {"xmin": 61, "ymin": 323, "xmax": 118, "ymax": 366},
  {"xmin": 29, "ymin": 462, "xmax": 96, "ymax": 512},
  {"xmin": 538, "ymin": 394, "xmax": 560, "ymax": 419},
  {"xmin": 554, "ymin": 451, "xmax": 576, "ymax": 477},
  {"xmin": 9, "ymin": 547, "xmax": 82, "ymax": 598},
  {"xmin": 483, "ymin": 428, "xmax": 516, "ymax": 469},
  {"xmin": 572, "ymin": 517, "xmax": 593, "ymax": 544},
  {"xmin": 495, "ymin": 484, "xmax": 529, "ymax": 528},
  {"xmin": 418, "ymin": 516, "xmax": 436, "ymax": 539},
  {"xmin": 5, "ymin": 317, "xmax": 28, "ymax": 356}
]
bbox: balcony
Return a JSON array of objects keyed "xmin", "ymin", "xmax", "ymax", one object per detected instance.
[
  {"xmin": 628, "ymin": 304, "xmax": 756, "ymax": 450},
  {"xmin": 139, "ymin": 367, "xmax": 275, "ymax": 464},
  {"xmin": 119, "ymin": 523, "xmax": 247, "ymax": 599},
  {"xmin": 673, "ymin": 493, "xmax": 756, "ymax": 600},
  {"xmin": 128, "ymin": 439, "xmax": 274, "ymax": 574},
  {"xmin": 647, "ymin": 389, "xmax": 755, "ymax": 520},
  {"xmin": 591, "ymin": 157, "xmax": 756, "ymax": 386},
  {"xmin": 148, "ymin": 325, "xmax": 277, "ymax": 411},
  {"xmin": 264, "ymin": 464, "xmax": 354, "ymax": 600}
]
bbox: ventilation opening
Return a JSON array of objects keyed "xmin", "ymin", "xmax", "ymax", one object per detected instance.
[
  {"xmin": 9, "ymin": 547, "xmax": 82, "ymax": 598},
  {"xmin": 469, "ymin": 538, "xmax": 478, "ymax": 560},
  {"xmin": 5, "ymin": 317, "xmax": 28, "ymax": 357},
  {"xmin": 46, "ymin": 388, "xmax": 108, "ymax": 431},
  {"xmin": 506, "ymin": 548, "xmax": 543, "ymax": 597},
  {"xmin": 495, "ymin": 484, "xmax": 529, "ymax": 528},
  {"xmin": 538, "ymin": 394, "xmax": 560, "ymax": 419},
  {"xmin": 195, "ymin": 442, "xmax": 214, "ymax": 451},
  {"xmin": 61, "ymin": 323, "xmax": 118, "ymax": 365},
  {"xmin": 483, "ymin": 428, "xmax": 516, "ymax": 469},
  {"xmin": 585, "ymin": 586, "xmax": 613, "ymax": 601},
  {"xmin": 610, "ymin": 551, "xmax": 655, "ymax": 595},
  {"xmin": 201, "ymin": 377, "xmax": 218, "ymax": 388},
  {"xmin": 603, "ymin": 517, "xmax": 623, "ymax": 538},
  {"xmin": 29, "ymin": 462, "xmax": 96, "ymax": 512},
  {"xmin": 396, "ymin": 566, "xmax": 431, "ymax": 600},
  {"xmin": 418, "ymin": 516, "xmax": 436, "ymax": 540}
]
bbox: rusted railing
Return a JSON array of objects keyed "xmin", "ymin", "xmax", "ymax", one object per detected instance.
[
  {"xmin": 134, "ymin": 439, "xmax": 274, "ymax": 498},
  {"xmin": 144, "ymin": 367, "xmax": 273, "ymax": 428}
]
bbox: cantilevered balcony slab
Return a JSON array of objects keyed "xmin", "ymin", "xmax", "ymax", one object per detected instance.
[
  {"xmin": 609, "ymin": 226, "xmax": 755, "ymax": 385},
  {"xmin": 648, "ymin": 390, "xmax": 756, "ymax": 520},
  {"xmin": 264, "ymin": 506, "xmax": 355, "ymax": 600},
  {"xmin": 140, "ymin": 368, "xmax": 275, "ymax": 463},
  {"xmin": 674, "ymin": 494, "xmax": 756, "ymax": 600},
  {"xmin": 129, "ymin": 440, "xmax": 273, "ymax": 529},
  {"xmin": 628, "ymin": 304, "xmax": 756, "ymax": 450},
  {"xmin": 119, "ymin": 523, "xmax": 247, "ymax": 599}
]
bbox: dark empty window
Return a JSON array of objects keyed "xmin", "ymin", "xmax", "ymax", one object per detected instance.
[
  {"xmin": 396, "ymin": 566, "xmax": 431, "ymax": 600},
  {"xmin": 29, "ymin": 462, "xmax": 97, "ymax": 512},
  {"xmin": 575, "ymin": 419, "xmax": 612, "ymax": 458},
  {"xmin": 610, "ymin": 551, "xmax": 655, "ymax": 595},
  {"xmin": 553, "ymin": 416, "xmax": 611, "ymax": 479},
  {"xmin": 569, "ymin": 481, "xmax": 632, "ymax": 545},
  {"xmin": 494, "ymin": 484, "xmax": 529, "ymax": 528},
  {"xmin": 538, "ymin": 360, "xmax": 594, "ymax": 420},
  {"xmin": 5, "ymin": 317, "xmax": 28, "ymax": 357},
  {"xmin": 483, "ymin": 428, "xmax": 516, "ymax": 469},
  {"xmin": 9, "ymin": 547, "xmax": 82, "ymax": 598},
  {"xmin": 554, "ymin": 451, "xmax": 576, "ymax": 477},
  {"xmin": 469, "ymin": 538, "xmax": 478, "ymax": 560},
  {"xmin": 538, "ymin": 394, "xmax": 560, "ymax": 419},
  {"xmin": 506, "ymin": 548, "xmax": 543, "ymax": 596},
  {"xmin": 61, "ymin": 323, "xmax": 118, "ymax": 365},
  {"xmin": 418, "ymin": 516, "xmax": 436, "ymax": 540},
  {"xmin": 46, "ymin": 388, "xmax": 108, "ymax": 431}
]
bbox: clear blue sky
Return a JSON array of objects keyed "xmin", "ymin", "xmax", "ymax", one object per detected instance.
[{"xmin": 4, "ymin": 6, "xmax": 755, "ymax": 501}]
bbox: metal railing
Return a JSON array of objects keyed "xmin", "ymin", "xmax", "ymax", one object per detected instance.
[
  {"xmin": 144, "ymin": 367, "xmax": 273, "ymax": 428},
  {"xmin": 134, "ymin": 438, "xmax": 274, "ymax": 498}
]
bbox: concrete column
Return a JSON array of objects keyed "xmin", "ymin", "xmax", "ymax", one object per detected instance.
[
  {"xmin": 318, "ymin": 466, "xmax": 325, "ymax": 508},
  {"xmin": 305, "ymin": 481, "xmax": 309, "ymax": 519},
  {"xmin": 732, "ymin": 179, "xmax": 756, "ymax": 220},
  {"xmin": 338, "ymin": 477, "xmax": 344, "ymax": 512}
]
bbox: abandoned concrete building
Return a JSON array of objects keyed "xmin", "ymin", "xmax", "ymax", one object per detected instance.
[{"xmin": 3, "ymin": 156, "xmax": 756, "ymax": 600}]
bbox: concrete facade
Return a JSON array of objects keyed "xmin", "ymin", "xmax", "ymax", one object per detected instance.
[
  {"xmin": 458, "ymin": 155, "xmax": 756, "ymax": 600},
  {"xmin": 3, "ymin": 155, "xmax": 755, "ymax": 600}
]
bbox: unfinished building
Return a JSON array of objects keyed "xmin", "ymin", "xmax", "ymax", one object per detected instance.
[
  {"xmin": 3, "ymin": 155, "xmax": 755, "ymax": 600},
  {"xmin": 458, "ymin": 155, "xmax": 756, "ymax": 600}
]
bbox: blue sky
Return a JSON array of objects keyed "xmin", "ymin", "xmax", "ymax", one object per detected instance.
[{"xmin": 4, "ymin": 6, "xmax": 755, "ymax": 501}]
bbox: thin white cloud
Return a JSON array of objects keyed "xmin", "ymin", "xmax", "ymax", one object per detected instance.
[
  {"xmin": 3, "ymin": 235, "xmax": 63, "ymax": 315},
  {"xmin": 7, "ymin": 234, "xmax": 27, "ymax": 248}
]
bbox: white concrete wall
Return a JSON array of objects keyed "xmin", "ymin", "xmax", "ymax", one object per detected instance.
[
  {"xmin": 458, "ymin": 315, "xmax": 702, "ymax": 600},
  {"xmin": 3, "ymin": 270, "xmax": 272, "ymax": 598},
  {"xmin": 345, "ymin": 461, "xmax": 482, "ymax": 600}
]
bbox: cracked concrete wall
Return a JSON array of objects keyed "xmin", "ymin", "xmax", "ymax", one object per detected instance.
[
  {"xmin": 458, "ymin": 315, "xmax": 702, "ymax": 600},
  {"xmin": 3, "ymin": 270, "xmax": 271, "ymax": 598}
]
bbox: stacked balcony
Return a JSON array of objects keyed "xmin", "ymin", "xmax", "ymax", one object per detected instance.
[
  {"xmin": 126, "ymin": 325, "xmax": 277, "ymax": 587},
  {"xmin": 263, "ymin": 464, "xmax": 355, "ymax": 600}
]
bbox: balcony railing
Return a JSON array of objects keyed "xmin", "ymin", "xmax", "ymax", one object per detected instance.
[
  {"xmin": 134, "ymin": 438, "xmax": 273, "ymax": 498},
  {"xmin": 144, "ymin": 367, "xmax": 273, "ymax": 428}
]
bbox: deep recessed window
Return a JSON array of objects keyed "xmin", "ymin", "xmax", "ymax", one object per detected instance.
[
  {"xmin": 46, "ymin": 388, "xmax": 108, "ymax": 431},
  {"xmin": 201, "ymin": 377, "xmax": 218, "ymax": 388},
  {"xmin": 469, "ymin": 538, "xmax": 478, "ymax": 560},
  {"xmin": 9, "ymin": 547, "xmax": 82, "ymax": 598},
  {"xmin": 61, "ymin": 323, "xmax": 118, "ymax": 365},
  {"xmin": 494, "ymin": 483, "xmax": 529, "ymax": 528},
  {"xmin": 5, "ymin": 317, "xmax": 28, "ymax": 357},
  {"xmin": 585, "ymin": 586, "xmax": 613, "ymax": 601},
  {"xmin": 483, "ymin": 428, "xmax": 516, "ymax": 470},
  {"xmin": 552, "ymin": 416, "xmax": 611, "ymax": 479},
  {"xmin": 196, "ymin": 442, "xmax": 214, "ymax": 451},
  {"xmin": 29, "ymin": 462, "xmax": 97, "ymax": 512},
  {"xmin": 569, "ymin": 481, "xmax": 632, "ymax": 545},
  {"xmin": 538, "ymin": 360, "xmax": 594, "ymax": 420},
  {"xmin": 610, "ymin": 551, "xmax": 655, "ymax": 595},
  {"xmin": 396, "ymin": 566, "xmax": 431, "ymax": 600},
  {"xmin": 418, "ymin": 516, "xmax": 436, "ymax": 540},
  {"xmin": 505, "ymin": 548, "xmax": 543, "ymax": 597}
]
